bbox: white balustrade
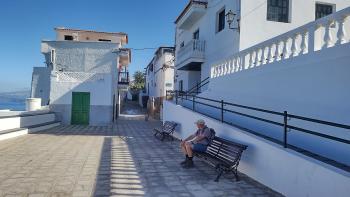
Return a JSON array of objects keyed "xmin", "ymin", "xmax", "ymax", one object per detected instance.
[{"xmin": 211, "ymin": 7, "xmax": 350, "ymax": 79}]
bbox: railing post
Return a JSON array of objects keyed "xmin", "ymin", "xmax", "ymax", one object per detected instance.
[
  {"xmin": 175, "ymin": 91, "xmax": 178, "ymax": 105},
  {"xmin": 193, "ymin": 96, "xmax": 195, "ymax": 111},
  {"xmin": 196, "ymin": 82, "xmax": 199, "ymax": 94},
  {"xmin": 221, "ymin": 100, "xmax": 224, "ymax": 123},
  {"xmin": 283, "ymin": 111, "xmax": 288, "ymax": 148}
]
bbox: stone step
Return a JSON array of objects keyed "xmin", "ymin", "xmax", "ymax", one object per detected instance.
[{"xmin": 0, "ymin": 121, "xmax": 61, "ymax": 141}]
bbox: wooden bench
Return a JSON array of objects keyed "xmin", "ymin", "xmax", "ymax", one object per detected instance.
[
  {"xmin": 193, "ymin": 136, "xmax": 248, "ymax": 182},
  {"xmin": 154, "ymin": 121, "xmax": 177, "ymax": 141}
]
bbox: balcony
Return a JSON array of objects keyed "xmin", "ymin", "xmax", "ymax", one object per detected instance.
[
  {"xmin": 118, "ymin": 71, "xmax": 129, "ymax": 89},
  {"xmin": 175, "ymin": 0, "xmax": 208, "ymax": 30},
  {"xmin": 176, "ymin": 39, "xmax": 205, "ymax": 71}
]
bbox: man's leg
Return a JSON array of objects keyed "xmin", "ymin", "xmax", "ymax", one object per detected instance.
[
  {"xmin": 184, "ymin": 142, "xmax": 193, "ymax": 157},
  {"xmin": 180, "ymin": 142, "xmax": 189, "ymax": 165},
  {"xmin": 183, "ymin": 142, "xmax": 194, "ymax": 168},
  {"xmin": 180, "ymin": 142, "xmax": 187, "ymax": 155}
]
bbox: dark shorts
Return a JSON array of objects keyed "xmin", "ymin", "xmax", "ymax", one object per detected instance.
[{"xmin": 191, "ymin": 143, "xmax": 207, "ymax": 152}]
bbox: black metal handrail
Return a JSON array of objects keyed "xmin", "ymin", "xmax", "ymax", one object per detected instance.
[
  {"xmin": 165, "ymin": 90, "xmax": 350, "ymax": 170},
  {"xmin": 186, "ymin": 77, "xmax": 210, "ymax": 95}
]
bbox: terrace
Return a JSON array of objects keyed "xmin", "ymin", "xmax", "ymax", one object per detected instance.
[{"xmin": 0, "ymin": 120, "xmax": 282, "ymax": 196}]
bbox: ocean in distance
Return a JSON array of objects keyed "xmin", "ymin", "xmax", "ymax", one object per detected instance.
[{"xmin": 0, "ymin": 102, "xmax": 25, "ymax": 111}]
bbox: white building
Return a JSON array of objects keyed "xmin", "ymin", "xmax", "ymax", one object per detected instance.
[
  {"xmin": 174, "ymin": 0, "xmax": 350, "ymax": 92},
  {"xmin": 31, "ymin": 28, "xmax": 130, "ymax": 125},
  {"xmin": 165, "ymin": 1, "xmax": 350, "ymax": 196},
  {"xmin": 145, "ymin": 47, "xmax": 175, "ymax": 98}
]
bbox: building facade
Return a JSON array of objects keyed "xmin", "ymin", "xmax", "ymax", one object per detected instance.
[
  {"xmin": 145, "ymin": 47, "xmax": 175, "ymax": 98},
  {"xmin": 31, "ymin": 28, "xmax": 130, "ymax": 125},
  {"xmin": 174, "ymin": 0, "xmax": 350, "ymax": 92}
]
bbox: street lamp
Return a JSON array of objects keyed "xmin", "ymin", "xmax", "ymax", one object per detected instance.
[{"xmin": 226, "ymin": 10, "xmax": 240, "ymax": 32}]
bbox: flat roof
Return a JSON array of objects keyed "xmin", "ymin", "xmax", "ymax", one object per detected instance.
[{"xmin": 54, "ymin": 27, "xmax": 128, "ymax": 44}]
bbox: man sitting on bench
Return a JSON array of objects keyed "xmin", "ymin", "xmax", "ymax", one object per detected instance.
[{"xmin": 180, "ymin": 119, "xmax": 211, "ymax": 168}]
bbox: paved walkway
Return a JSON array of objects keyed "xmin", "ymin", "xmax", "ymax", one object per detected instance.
[{"xmin": 0, "ymin": 120, "xmax": 283, "ymax": 197}]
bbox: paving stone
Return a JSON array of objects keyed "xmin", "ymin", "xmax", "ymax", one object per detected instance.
[{"xmin": 0, "ymin": 120, "xmax": 283, "ymax": 197}]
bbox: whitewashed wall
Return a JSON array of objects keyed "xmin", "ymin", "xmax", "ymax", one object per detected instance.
[
  {"xmin": 146, "ymin": 51, "xmax": 175, "ymax": 98},
  {"xmin": 175, "ymin": 0, "xmax": 350, "ymax": 87},
  {"xmin": 199, "ymin": 43, "xmax": 350, "ymax": 166},
  {"xmin": 43, "ymin": 41, "xmax": 117, "ymax": 125},
  {"xmin": 240, "ymin": 0, "xmax": 350, "ymax": 50},
  {"xmin": 163, "ymin": 101, "xmax": 350, "ymax": 197},
  {"xmin": 31, "ymin": 67, "xmax": 51, "ymax": 105}
]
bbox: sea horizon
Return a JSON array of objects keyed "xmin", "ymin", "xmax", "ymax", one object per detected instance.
[{"xmin": 0, "ymin": 102, "xmax": 25, "ymax": 111}]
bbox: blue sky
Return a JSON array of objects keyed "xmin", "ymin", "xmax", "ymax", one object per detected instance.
[{"xmin": 0, "ymin": 0, "xmax": 188, "ymax": 92}]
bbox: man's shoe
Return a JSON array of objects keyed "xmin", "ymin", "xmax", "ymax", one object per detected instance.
[
  {"xmin": 180, "ymin": 158, "xmax": 188, "ymax": 166},
  {"xmin": 182, "ymin": 160, "xmax": 194, "ymax": 168}
]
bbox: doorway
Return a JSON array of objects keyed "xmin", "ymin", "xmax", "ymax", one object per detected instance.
[{"xmin": 71, "ymin": 92, "xmax": 90, "ymax": 125}]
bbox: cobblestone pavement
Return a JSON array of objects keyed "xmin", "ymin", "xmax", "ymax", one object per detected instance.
[{"xmin": 0, "ymin": 120, "xmax": 283, "ymax": 197}]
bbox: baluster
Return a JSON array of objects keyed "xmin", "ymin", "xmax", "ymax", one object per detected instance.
[
  {"xmin": 228, "ymin": 59, "xmax": 233, "ymax": 74},
  {"xmin": 336, "ymin": 16, "xmax": 347, "ymax": 45},
  {"xmin": 254, "ymin": 49, "xmax": 260, "ymax": 66},
  {"xmin": 211, "ymin": 66, "xmax": 215, "ymax": 78},
  {"xmin": 224, "ymin": 60, "xmax": 229, "ymax": 75},
  {"xmin": 291, "ymin": 34, "xmax": 298, "ymax": 57},
  {"xmin": 267, "ymin": 44, "xmax": 273, "ymax": 63},
  {"xmin": 220, "ymin": 64, "xmax": 224, "ymax": 76},
  {"xmin": 274, "ymin": 41, "xmax": 281, "ymax": 61},
  {"xmin": 322, "ymin": 20, "xmax": 333, "ymax": 49},
  {"xmin": 260, "ymin": 47, "xmax": 266, "ymax": 65},
  {"xmin": 230, "ymin": 58, "xmax": 235, "ymax": 73},
  {"xmin": 300, "ymin": 30, "xmax": 308, "ymax": 55},
  {"xmin": 239, "ymin": 54, "xmax": 245, "ymax": 71},
  {"xmin": 249, "ymin": 51, "xmax": 254, "ymax": 68},
  {"xmin": 215, "ymin": 66, "xmax": 219, "ymax": 77},
  {"xmin": 282, "ymin": 38, "xmax": 289, "ymax": 59}
]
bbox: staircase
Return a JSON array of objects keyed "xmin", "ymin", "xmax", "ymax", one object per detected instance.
[{"xmin": 0, "ymin": 111, "xmax": 60, "ymax": 141}]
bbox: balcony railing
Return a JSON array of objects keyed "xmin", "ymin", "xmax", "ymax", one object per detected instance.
[
  {"xmin": 176, "ymin": 39, "xmax": 206, "ymax": 68},
  {"xmin": 118, "ymin": 72, "xmax": 129, "ymax": 85},
  {"xmin": 211, "ymin": 7, "xmax": 350, "ymax": 79}
]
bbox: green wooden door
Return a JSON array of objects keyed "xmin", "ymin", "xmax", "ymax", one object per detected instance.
[{"xmin": 71, "ymin": 92, "xmax": 90, "ymax": 125}]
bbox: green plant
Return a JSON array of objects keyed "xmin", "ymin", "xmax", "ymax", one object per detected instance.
[{"xmin": 130, "ymin": 71, "xmax": 145, "ymax": 91}]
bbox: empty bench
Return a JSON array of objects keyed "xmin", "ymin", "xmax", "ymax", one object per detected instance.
[
  {"xmin": 193, "ymin": 136, "xmax": 248, "ymax": 182},
  {"xmin": 154, "ymin": 121, "xmax": 177, "ymax": 141}
]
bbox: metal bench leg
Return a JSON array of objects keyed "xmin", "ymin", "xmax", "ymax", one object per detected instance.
[
  {"xmin": 214, "ymin": 168, "xmax": 224, "ymax": 182},
  {"xmin": 161, "ymin": 133, "xmax": 165, "ymax": 141},
  {"xmin": 233, "ymin": 168, "xmax": 240, "ymax": 182}
]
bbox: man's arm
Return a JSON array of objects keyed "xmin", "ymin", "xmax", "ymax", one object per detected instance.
[{"xmin": 184, "ymin": 134, "xmax": 195, "ymax": 142}]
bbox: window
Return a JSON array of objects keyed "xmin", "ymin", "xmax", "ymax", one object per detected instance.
[
  {"xmin": 316, "ymin": 3, "xmax": 334, "ymax": 20},
  {"xmin": 193, "ymin": 29, "xmax": 199, "ymax": 40},
  {"xmin": 267, "ymin": 0, "xmax": 290, "ymax": 23},
  {"xmin": 98, "ymin": 39, "xmax": 111, "ymax": 42},
  {"xmin": 64, "ymin": 35, "xmax": 74, "ymax": 40},
  {"xmin": 165, "ymin": 83, "xmax": 172, "ymax": 87},
  {"xmin": 50, "ymin": 49, "xmax": 55, "ymax": 64},
  {"xmin": 217, "ymin": 8, "xmax": 226, "ymax": 32}
]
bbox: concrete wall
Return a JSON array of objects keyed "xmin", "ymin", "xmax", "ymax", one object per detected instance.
[
  {"xmin": 31, "ymin": 67, "xmax": 51, "ymax": 105},
  {"xmin": 50, "ymin": 73, "xmax": 113, "ymax": 125},
  {"xmin": 0, "ymin": 113, "xmax": 55, "ymax": 131},
  {"xmin": 43, "ymin": 41, "xmax": 117, "ymax": 125},
  {"xmin": 163, "ymin": 101, "xmax": 350, "ymax": 197},
  {"xmin": 198, "ymin": 43, "xmax": 350, "ymax": 165}
]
